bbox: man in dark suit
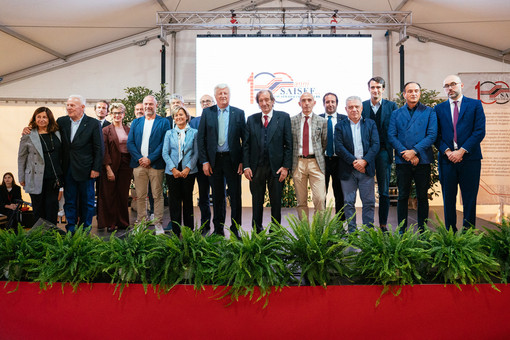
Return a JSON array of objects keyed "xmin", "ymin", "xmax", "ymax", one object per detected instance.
[
  {"xmin": 94, "ymin": 100, "xmax": 111, "ymax": 128},
  {"xmin": 361, "ymin": 77, "xmax": 399, "ymax": 232},
  {"xmin": 320, "ymin": 92, "xmax": 346, "ymax": 218},
  {"xmin": 388, "ymin": 82, "xmax": 438, "ymax": 232},
  {"xmin": 434, "ymin": 75, "xmax": 485, "ymax": 232},
  {"xmin": 335, "ymin": 96, "xmax": 380, "ymax": 233},
  {"xmin": 243, "ymin": 90, "xmax": 292, "ymax": 233},
  {"xmin": 127, "ymin": 95, "xmax": 171, "ymax": 235},
  {"xmin": 58, "ymin": 95, "xmax": 103, "ymax": 232},
  {"xmin": 165, "ymin": 93, "xmax": 184, "ymax": 129},
  {"xmin": 197, "ymin": 84, "xmax": 245, "ymax": 238},
  {"xmin": 190, "ymin": 94, "xmax": 216, "ymax": 234}
]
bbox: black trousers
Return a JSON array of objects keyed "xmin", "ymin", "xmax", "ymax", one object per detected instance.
[
  {"xmin": 250, "ymin": 162, "xmax": 284, "ymax": 233},
  {"xmin": 325, "ymin": 156, "xmax": 345, "ymax": 219},
  {"xmin": 30, "ymin": 178, "xmax": 60, "ymax": 225},
  {"xmin": 396, "ymin": 164, "xmax": 431, "ymax": 232},
  {"xmin": 195, "ymin": 165, "xmax": 212, "ymax": 229},
  {"xmin": 166, "ymin": 173, "xmax": 196, "ymax": 235},
  {"xmin": 212, "ymin": 152, "xmax": 242, "ymax": 235}
]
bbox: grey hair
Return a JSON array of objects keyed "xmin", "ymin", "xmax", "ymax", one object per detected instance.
[
  {"xmin": 170, "ymin": 93, "xmax": 184, "ymax": 102},
  {"xmin": 143, "ymin": 95, "xmax": 157, "ymax": 105},
  {"xmin": 214, "ymin": 83, "xmax": 230, "ymax": 95},
  {"xmin": 345, "ymin": 96, "xmax": 362, "ymax": 106},
  {"xmin": 110, "ymin": 102, "xmax": 126, "ymax": 113},
  {"xmin": 69, "ymin": 94, "xmax": 86, "ymax": 106}
]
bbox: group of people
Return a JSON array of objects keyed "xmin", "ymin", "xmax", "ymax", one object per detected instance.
[{"xmin": 11, "ymin": 73, "xmax": 485, "ymax": 236}]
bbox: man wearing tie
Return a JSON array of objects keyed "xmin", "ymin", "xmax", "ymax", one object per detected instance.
[
  {"xmin": 335, "ymin": 96, "xmax": 380, "ymax": 232},
  {"xmin": 388, "ymin": 82, "xmax": 437, "ymax": 232},
  {"xmin": 197, "ymin": 84, "xmax": 245, "ymax": 238},
  {"xmin": 58, "ymin": 95, "xmax": 103, "ymax": 232},
  {"xmin": 361, "ymin": 77, "xmax": 398, "ymax": 232},
  {"xmin": 243, "ymin": 90, "xmax": 292, "ymax": 232},
  {"xmin": 434, "ymin": 75, "xmax": 486, "ymax": 232},
  {"xmin": 320, "ymin": 92, "xmax": 346, "ymax": 218},
  {"xmin": 290, "ymin": 92, "xmax": 328, "ymax": 220}
]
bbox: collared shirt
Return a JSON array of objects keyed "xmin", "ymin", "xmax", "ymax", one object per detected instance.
[
  {"xmin": 70, "ymin": 114, "xmax": 85, "ymax": 142},
  {"xmin": 324, "ymin": 112, "xmax": 340, "ymax": 156},
  {"xmin": 349, "ymin": 118, "xmax": 364, "ymax": 160},
  {"xmin": 140, "ymin": 118, "xmax": 155, "ymax": 157},
  {"xmin": 261, "ymin": 109, "xmax": 273, "ymax": 126},
  {"xmin": 99, "ymin": 118, "xmax": 107, "ymax": 127},
  {"xmin": 370, "ymin": 100, "xmax": 381, "ymax": 114},
  {"xmin": 217, "ymin": 106, "xmax": 230, "ymax": 152},
  {"xmin": 449, "ymin": 95, "xmax": 463, "ymax": 150},
  {"xmin": 299, "ymin": 112, "xmax": 315, "ymax": 155}
]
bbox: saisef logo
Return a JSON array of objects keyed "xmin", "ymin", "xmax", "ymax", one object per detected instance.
[{"xmin": 475, "ymin": 80, "xmax": 510, "ymax": 105}]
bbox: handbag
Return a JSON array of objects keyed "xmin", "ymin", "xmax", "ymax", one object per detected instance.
[{"xmin": 39, "ymin": 133, "xmax": 62, "ymax": 189}]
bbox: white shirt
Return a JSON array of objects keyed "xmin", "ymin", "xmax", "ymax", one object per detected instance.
[
  {"xmin": 261, "ymin": 110, "xmax": 273, "ymax": 125},
  {"xmin": 449, "ymin": 95, "xmax": 463, "ymax": 150},
  {"xmin": 70, "ymin": 114, "xmax": 84, "ymax": 142},
  {"xmin": 349, "ymin": 118, "xmax": 364, "ymax": 160},
  {"xmin": 140, "ymin": 118, "xmax": 155, "ymax": 157},
  {"xmin": 299, "ymin": 113, "xmax": 315, "ymax": 155},
  {"xmin": 370, "ymin": 100, "xmax": 382, "ymax": 113}
]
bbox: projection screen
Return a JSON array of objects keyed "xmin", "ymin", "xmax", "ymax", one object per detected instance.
[{"xmin": 196, "ymin": 36, "xmax": 372, "ymax": 116}]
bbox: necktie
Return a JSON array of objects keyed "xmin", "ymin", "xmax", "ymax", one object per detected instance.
[
  {"xmin": 453, "ymin": 101, "xmax": 459, "ymax": 144},
  {"xmin": 218, "ymin": 109, "xmax": 226, "ymax": 146},
  {"xmin": 264, "ymin": 115, "xmax": 269, "ymax": 128},
  {"xmin": 303, "ymin": 116, "xmax": 309, "ymax": 157},
  {"xmin": 327, "ymin": 115, "xmax": 334, "ymax": 157}
]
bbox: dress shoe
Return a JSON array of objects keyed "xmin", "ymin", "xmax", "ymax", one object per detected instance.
[
  {"xmin": 380, "ymin": 225, "xmax": 388, "ymax": 233},
  {"xmin": 201, "ymin": 227, "xmax": 211, "ymax": 236},
  {"xmin": 107, "ymin": 226, "xmax": 117, "ymax": 232}
]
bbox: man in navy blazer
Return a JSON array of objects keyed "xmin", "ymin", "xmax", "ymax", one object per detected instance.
[
  {"xmin": 335, "ymin": 96, "xmax": 380, "ymax": 233},
  {"xmin": 243, "ymin": 90, "xmax": 292, "ymax": 233},
  {"xmin": 57, "ymin": 95, "xmax": 103, "ymax": 232},
  {"xmin": 388, "ymin": 82, "xmax": 438, "ymax": 232},
  {"xmin": 127, "ymin": 95, "xmax": 170, "ymax": 234},
  {"xmin": 434, "ymin": 75, "xmax": 485, "ymax": 232},
  {"xmin": 361, "ymin": 77, "xmax": 398, "ymax": 232},
  {"xmin": 197, "ymin": 84, "xmax": 245, "ymax": 238},
  {"xmin": 189, "ymin": 94, "xmax": 216, "ymax": 234},
  {"xmin": 320, "ymin": 92, "xmax": 346, "ymax": 219}
]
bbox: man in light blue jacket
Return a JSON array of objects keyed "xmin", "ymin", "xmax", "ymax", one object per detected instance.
[{"xmin": 388, "ymin": 82, "xmax": 437, "ymax": 232}]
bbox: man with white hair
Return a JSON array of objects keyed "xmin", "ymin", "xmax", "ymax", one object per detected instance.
[
  {"xmin": 127, "ymin": 95, "xmax": 171, "ymax": 234},
  {"xmin": 57, "ymin": 95, "xmax": 103, "ymax": 232},
  {"xmin": 197, "ymin": 84, "xmax": 245, "ymax": 238},
  {"xmin": 166, "ymin": 93, "xmax": 185, "ymax": 129}
]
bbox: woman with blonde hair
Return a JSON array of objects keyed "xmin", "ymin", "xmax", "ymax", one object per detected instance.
[{"xmin": 97, "ymin": 103, "xmax": 132, "ymax": 231}]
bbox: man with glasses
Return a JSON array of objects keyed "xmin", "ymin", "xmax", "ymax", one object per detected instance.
[
  {"xmin": 190, "ymin": 94, "xmax": 216, "ymax": 235},
  {"xmin": 434, "ymin": 75, "xmax": 486, "ymax": 232}
]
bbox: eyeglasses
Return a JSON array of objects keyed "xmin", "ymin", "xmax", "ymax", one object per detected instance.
[
  {"xmin": 200, "ymin": 100, "xmax": 213, "ymax": 104},
  {"xmin": 111, "ymin": 111, "xmax": 124, "ymax": 115},
  {"xmin": 443, "ymin": 82, "xmax": 459, "ymax": 89}
]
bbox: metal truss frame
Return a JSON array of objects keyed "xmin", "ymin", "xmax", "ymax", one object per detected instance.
[{"xmin": 157, "ymin": 10, "xmax": 411, "ymax": 36}]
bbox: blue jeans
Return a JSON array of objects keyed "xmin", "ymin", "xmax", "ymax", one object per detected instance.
[
  {"xmin": 375, "ymin": 150, "xmax": 391, "ymax": 226},
  {"xmin": 64, "ymin": 170, "xmax": 96, "ymax": 232},
  {"xmin": 396, "ymin": 164, "xmax": 430, "ymax": 232},
  {"xmin": 341, "ymin": 170, "xmax": 375, "ymax": 233}
]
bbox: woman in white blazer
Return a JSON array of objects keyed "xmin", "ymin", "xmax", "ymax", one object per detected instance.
[
  {"xmin": 18, "ymin": 107, "xmax": 62, "ymax": 225},
  {"xmin": 162, "ymin": 106, "xmax": 198, "ymax": 235}
]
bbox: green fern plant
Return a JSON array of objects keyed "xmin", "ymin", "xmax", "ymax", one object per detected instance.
[
  {"xmin": 0, "ymin": 225, "xmax": 55, "ymax": 283},
  {"xmin": 350, "ymin": 225, "xmax": 430, "ymax": 290},
  {"xmin": 36, "ymin": 227, "xmax": 103, "ymax": 291},
  {"xmin": 98, "ymin": 223, "xmax": 167, "ymax": 296},
  {"xmin": 281, "ymin": 209, "xmax": 351, "ymax": 287},
  {"xmin": 152, "ymin": 226, "xmax": 226, "ymax": 293},
  {"xmin": 428, "ymin": 222, "xmax": 500, "ymax": 288},
  {"xmin": 214, "ymin": 223, "xmax": 292, "ymax": 307},
  {"xmin": 483, "ymin": 220, "xmax": 510, "ymax": 283}
]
